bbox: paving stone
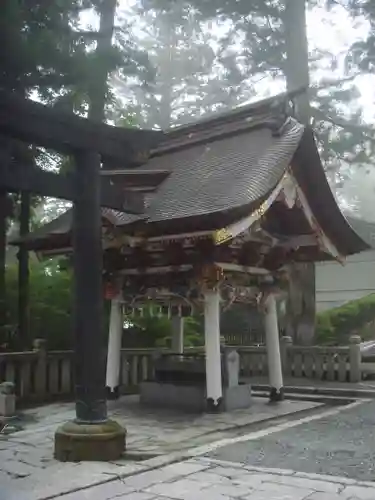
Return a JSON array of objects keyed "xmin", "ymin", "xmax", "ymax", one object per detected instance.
[
  {"xmin": 208, "ymin": 400, "xmax": 375, "ymax": 483},
  {"xmin": 293, "ymin": 471, "xmax": 357, "ymax": 486},
  {"xmin": 254, "ymin": 482, "xmax": 314, "ymax": 499},
  {"xmin": 208, "ymin": 465, "xmax": 249, "ymax": 478},
  {"xmin": 341, "ymin": 485, "xmax": 375, "ymax": 499},
  {"xmin": 240, "ymin": 492, "xmax": 307, "ymax": 500},
  {"xmin": 200, "ymin": 482, "xmax": 254, "ymax": 497},
  {"xmin": 116, "ymin": 493, "xmax": 156, "ymax": 500},
  {"xmin": 306, "ymin": 494, "xmax": 345, "ymax": 500},
  {"xmin": 187, "ymin": 470, "xmax": 234, "ymax": 484},
  {"xmin": 0, "ymin": 396, "xmax": 325, "ymax": 498},
  {"xmin": 0, "ymin": 459, "xmax": 39, "ymax": 478},
  {"xmin": 264, "ymin": 473, "xmax": 342, "ymax": 493},
  {"xmin": 159, "ymin": 461, "xmax": 210, "ymax": 477},
  {"xmin": 144, "ymin": 478, "xmax": 210, "ymax": 498},
  {"xmin": 59, "ymin": 480, "xmax": 136, "ymax": 499},
  {"xmin": 124, "ymin": 469, "xmax": 181, "ymax": 489},
  {"xmin": 175, "ymin": 492, "xmax": 232, "ymax": 500}
]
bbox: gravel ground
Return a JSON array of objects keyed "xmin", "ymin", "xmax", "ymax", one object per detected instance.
[{"xmin": 207, "ymin": 399, "xmax": 375, "ymax": 482}]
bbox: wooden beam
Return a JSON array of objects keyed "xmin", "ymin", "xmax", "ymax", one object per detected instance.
[
  {"xmin": 0, "ymin": 91, "xmax": 163, "ymax": 163},
  {"xmin": 0, "ymin": 163, "xmax": 145, "ymax": 214}
]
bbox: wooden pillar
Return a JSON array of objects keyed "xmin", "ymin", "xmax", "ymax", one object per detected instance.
[
  {"xmin": 204, "ymin": 288, "xmax": 223, "ymax": 411},
  {"xmin": 105, "ymin": 299, "xmax": 123, "ymax": 399},
  {"xmin": 264, "ymin": 293, "xmax": 284, "ymax": 402},
  {"xmin": 71, "ymin": 150, "xmax": 107, "ymax": 423}
]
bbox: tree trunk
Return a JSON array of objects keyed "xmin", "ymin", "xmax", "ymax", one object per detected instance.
[
  {"xmin": 283, "ymin": 0, "xmax": 316, "ymax": 345},
  {"xmin": 88, "ymin": 0, "xmax": 117, "ymax": 122},
  {"xmin": 17, "ymin": 191, "xmax": 30, "ymax": 348}
]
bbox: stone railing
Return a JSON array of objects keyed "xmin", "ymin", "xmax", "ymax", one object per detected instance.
[
  {"xmin": 0, "ymin": 336, "xmax": 363, "ymax": 405},
  {"xmin": 0, "ymin": 340, "xmax": 74, "ymax": 404},
  {"xmin": 239, "ymin": 335, "xmax": 362, "ymax": 383}
]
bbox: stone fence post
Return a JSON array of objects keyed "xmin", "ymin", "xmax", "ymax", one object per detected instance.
[
  {"xmin": 349, "ymin": 335, "xmax": 361, "ymax": 383},
  {"xmin": 33, "ymin": 338, "xmax": 47, "ymax": 398},
  {"xmin": 280, "ymin": 336, "xmax": 293, "ymax": 376}
]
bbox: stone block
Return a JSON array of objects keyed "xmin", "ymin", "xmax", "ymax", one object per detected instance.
[
  {"xmin": 140, "ymin": 381, "xmax": 206, "ymax": 412},
  {"xmin": 222, "ymin": 383, "xmax": 252, "ymax": 411},
  {"xmin": 341, "ymin": 484, "xmax": 375, "ymax": 499},
  {"xmin": 140, "ymin": 381, "xmax": 252, "ymax": 413},
  {"xmin": 0, "ymin": 393, "xmax": 16, "ymax": 417},
  {"xmin": 223, "ymin": 348, "xmax": 239, "ymax": 388},
  {"xmin": 54, "ymin": 419, "xmax": 126, "ymax": 462}
]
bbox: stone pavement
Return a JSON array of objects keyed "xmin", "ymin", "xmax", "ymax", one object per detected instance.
[
  {"xmin": 48, "ymin": 456, "xmax": 375, "ymax": 499},
  {"xmin": 248, "ymin": 376, "xmax": 375, "ymax": 393},
  {"xmin": 209, "ymin": 399, "xmax": 375, "ymax": 482},
  {"xmin": 0, "ymin": 395, "xmax": 322, "ymax": 499}
]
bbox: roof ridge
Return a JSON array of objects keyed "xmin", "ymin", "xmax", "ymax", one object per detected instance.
[
  {"xmin": 152, "ymin": 114, "xmax": 295, "ymax": 158},
  {"xmin": 162, "ymin": 87, "xmax": 305, "ymax": 139}
]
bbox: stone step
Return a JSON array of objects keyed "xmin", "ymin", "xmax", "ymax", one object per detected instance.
[
  {"xmin": 251, "ymin": 388, "xmax": 361, "ymax": 405},
  {"xmin": 251, "ymin": 383, "xmax": 375, "ymax": 400}
]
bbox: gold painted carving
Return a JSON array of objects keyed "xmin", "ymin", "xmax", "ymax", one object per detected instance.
[{"xmin": 213, "ymin": 227, "xmax": 231, "ymax": 245}]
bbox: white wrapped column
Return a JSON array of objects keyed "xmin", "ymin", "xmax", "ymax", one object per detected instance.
[
  {"xmin": 264, "ymin": 293, "xmax": 284, "ymax": 402},
  {"xmin": 171, "ymin": 316, "xmax": 184, "ymax": 354},
  {"xmin": 204, "ymin": 289, "xmax": 223, "ymax": 411},
  {"xmin": 105, "ymin": 299, "xmax": 123, "ymax": 399}
]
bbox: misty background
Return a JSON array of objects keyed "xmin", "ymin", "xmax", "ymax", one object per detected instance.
[{"xmin": 32, "ymin": 0, "xmax": 375, "ymax": 225}]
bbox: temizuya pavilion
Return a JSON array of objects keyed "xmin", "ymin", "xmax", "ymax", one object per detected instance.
[{"xmin": 15, "ymin": 93, "xmax": 369, "ymax": 411}]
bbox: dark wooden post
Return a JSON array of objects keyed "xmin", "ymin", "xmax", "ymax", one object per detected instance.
[
  {"xmin": 72, "ymin": 149, "xmax": 107, "ymax": 423},
  {"xmin": 54, "ymin": 148, "xmax": 125, "ymax": 461}
]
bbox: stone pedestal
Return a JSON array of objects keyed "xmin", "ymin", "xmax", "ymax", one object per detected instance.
[
  {"xmin": 0, "ymin": 394, "xmax": 16, "ymax": 417},
  {"xmin": 54, "ymin": 419, "xmax": 126, "ymax": 462},
  {"xmin": 0, "ymin": 382, "xmax": 16, "ymax": 418}
]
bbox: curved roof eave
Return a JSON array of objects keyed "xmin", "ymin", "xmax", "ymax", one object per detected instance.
[{"xmin": 291, "ymin": 127, "xmax": 370, "ymax": 256}]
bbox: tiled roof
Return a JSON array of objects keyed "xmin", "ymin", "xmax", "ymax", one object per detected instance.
[
  {"xmin": 9, "ymin": 92, "xmax": 370, "ymax": 257},
  {"xmin": 137, "ymin": 119, "xmax": 303, "ymax": 222}
]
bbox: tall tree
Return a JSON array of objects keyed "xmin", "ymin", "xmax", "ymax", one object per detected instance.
[
  {"xmin": 282, "ymin": 0, "xmax": 316, "ymax": 344},
  {"xmin": 0, "ymin": 0, "xmax": 151, "ymax": 347},
  {"xmin": 114, "ymin": 3, "xmax": 254, "ymax": 129},
  {"xmin": 143, "ymin": 0, "xmax": 375, "ymax": 342},
  {"xmin": 0, "ymin": 0, "xmax": 95, "ymax": 346}
]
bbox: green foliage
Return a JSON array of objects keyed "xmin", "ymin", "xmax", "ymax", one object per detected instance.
[
  {"xmin": 316, "ymin": 294, "xmax": 375, "ymax": 345},
  {"xmin": 2, "ymin": 260, "xmax": 73, "ymax": 350},
  {"xmin": 125, "ymin": 310, "xmax": 203, "ymax": 348},
  {"xmin": 1, "ymin": 259, "xmax": 203, "ymax": 351}
]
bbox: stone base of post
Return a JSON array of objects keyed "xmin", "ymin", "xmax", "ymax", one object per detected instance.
[
  {"xmin": 54, "ymin": 419, "xmax": 126, "ymax": 462},
  {"xmin": 269, "ymin": 386, "xmax": 285, "ymax": 402},
  {"xmin": 206, "ymin": 397, "xmax": 223, "ymax": 413},
  {"xmin": 105, "ymin": 385, "xmax": 120, "ymax": 400}
]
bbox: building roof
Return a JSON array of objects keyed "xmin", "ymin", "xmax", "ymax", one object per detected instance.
[{"xmin": 11, "ymin": 91, "xmax": 370, "ymax": 258}]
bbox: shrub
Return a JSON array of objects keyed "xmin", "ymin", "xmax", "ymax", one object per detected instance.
[{"xmin": 316, "ymin": 294, "xmax": 375, "ymax": 345}]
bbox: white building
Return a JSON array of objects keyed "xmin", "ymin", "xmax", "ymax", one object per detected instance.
[{"xmin": 316, "ymin": 216, "xmax": 375, "ymax": 312}]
